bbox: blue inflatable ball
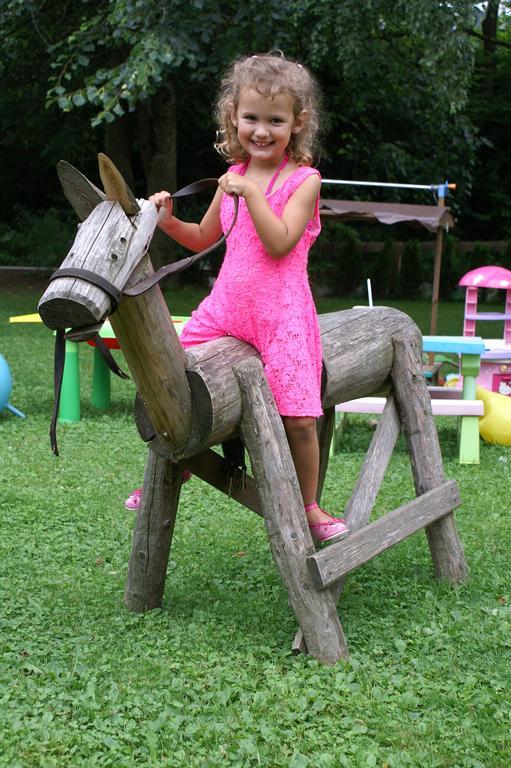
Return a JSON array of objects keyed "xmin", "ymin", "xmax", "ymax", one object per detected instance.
[{"xmin": 0, "ymin": 354, "xmax": 12, "ymax": 411}]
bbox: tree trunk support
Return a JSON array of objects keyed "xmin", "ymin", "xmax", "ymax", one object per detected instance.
[
  {"xmin": 234, "ymin": 359, "xmax": 349, "ymax": 665},
  {"xmin": 390, "ymin": 333, "xmax": 469, "ymax": 583},
  {"xmin": 125, "ymin": 449, "xmax": 183, "ymax": 612}
]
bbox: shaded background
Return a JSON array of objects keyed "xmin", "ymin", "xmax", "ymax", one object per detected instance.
[{"xmin": 1, "ymin": 0, "xmax": 510, "ymax": 298}]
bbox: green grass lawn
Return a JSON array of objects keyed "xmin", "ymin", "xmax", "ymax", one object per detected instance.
[{"xmin": 1, "ymin": 284, "xmax": 510, "ymax": 767}]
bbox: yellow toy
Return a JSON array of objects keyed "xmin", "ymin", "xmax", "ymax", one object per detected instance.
[{"xmin": 476, "ymin": 385, "xmax": 511, "ymax": 446}]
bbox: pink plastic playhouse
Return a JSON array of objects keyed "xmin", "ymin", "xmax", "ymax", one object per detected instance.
[{"xmin": 459, "ymin": 265, "xmax": 511, "ymax": 396}]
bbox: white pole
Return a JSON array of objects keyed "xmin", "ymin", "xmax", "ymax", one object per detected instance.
[
  {"xmin": 367, "ymin": 279, "xmax": 373, "ymax": 307},
  {"xmin": 322, "ymin": 179, "xmax": 434, "ymax": 191}
]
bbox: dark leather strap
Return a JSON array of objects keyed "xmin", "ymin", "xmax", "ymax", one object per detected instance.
[
  {"xmin": 48, "ymin": 178, "xmax": 237, "ymax": 301},
  {"xmin": 49, "ymin": 268, "xmax": 123, "ymax": 312},
  {"xmin": 170, "ymin": 178, "xmax": 219, "ymax": 198},
  {"xmin": 50, "ymin": 329, "xmax": 66, "ymax": 456},
  {"xmin": 49, "ymin": 331, "xmax": 129, "ymax": 456},
  {"xmin": 123, "ymin": 193, "xmax": 239, "ymax": 297},
  {"xmin": 94, "ymin": 335, "xmax": 130, "ymax": 380}
]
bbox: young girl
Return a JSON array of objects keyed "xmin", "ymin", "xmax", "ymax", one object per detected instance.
[{"xmin": 125, "ymin": 53, "xmax": 348, "ymax": 544}]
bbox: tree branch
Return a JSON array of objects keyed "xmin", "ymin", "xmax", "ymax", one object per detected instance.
[{"xmin": 464, "ymin": 28, "xmax": 511, "ymax": 50}]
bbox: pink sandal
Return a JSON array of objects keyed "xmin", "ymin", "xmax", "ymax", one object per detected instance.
[
  {"xmin": 124, "ymin": 470, "xmax": 192, "ymax": 511},
  {"xmin": 124, "ymin": 487, "xmax": 142, "ymax": 511},
  {"xmin": 305, "ymin": 503, "xmax": 349, "ymax": 544}
]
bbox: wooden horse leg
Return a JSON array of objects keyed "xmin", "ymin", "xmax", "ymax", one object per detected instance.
[
  {"xmin": 291, "ymin": 406, "xmax": 337, "ymax": 655},
  {"xmin": 293, "ymin": 395, "xmax": 401, "ymax": 653},
  {"xmin": 316, "ymin": 406, "xmax": 335, "ymax": 502},
  {"xmin": 234, "ymin": 359, "xmax": 349, "ymax": 665},
  {"xmin": 391, "ymin": 333, "xmax": 469, "ymax": 584},
  {"xmin": 124, "ymin": 448, "xmax": 183, "ymax": 611}
]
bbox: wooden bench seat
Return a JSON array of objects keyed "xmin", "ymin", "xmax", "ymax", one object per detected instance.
[{"xmin": 336, "ymin": 395, "xmax": 484, "ymax": 417}]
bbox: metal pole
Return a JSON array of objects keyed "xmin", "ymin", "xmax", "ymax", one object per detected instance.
[
  {"xmin": 322, "ymin": 179, "xmax": 456, "ymax": 194},
  {"xmin": 322, "ymin": 179, "xmax": 434, "ymax": 191},
  {"xmin": 430, "ymin": 185, "xmax": 447, "ymax": 339}
]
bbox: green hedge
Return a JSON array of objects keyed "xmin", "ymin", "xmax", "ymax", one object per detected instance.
[{"xmin": 1, "ymin": 207, "xmax": 509, "ymax": 300}]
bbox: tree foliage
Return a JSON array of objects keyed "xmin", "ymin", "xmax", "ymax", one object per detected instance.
[
  {"xmin": 294, "ymin": 1, "xmax": 477, "ymax": 202},
  {"xmin": 1, "ymin": 0, "xmax": 511, "ymax": 268},
  {"xmin": 465, "ymin": 0, "xmax": 511, "ymax": 237},
  {"xmin": 45, "ymin": 1, "xmax": 238, "ymax": 127}
]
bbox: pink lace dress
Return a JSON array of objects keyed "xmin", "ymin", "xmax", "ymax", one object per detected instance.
[{"xmin": 180, "ymin": 162, "xmax": 323, "ymax": 417}]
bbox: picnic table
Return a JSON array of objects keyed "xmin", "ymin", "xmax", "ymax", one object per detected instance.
[{"xmin": 9, "ymin": 313, "xmax": 189, "ymax": 422}]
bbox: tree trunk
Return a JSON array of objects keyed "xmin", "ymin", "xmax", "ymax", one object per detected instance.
[
  {"xmin": 137, "ymin": 83, "xmax": 178, "ymax": 268},
  {"xmin": 104, "ymin": 115, "xmax": 135, "ymax": 192},
  {"xmin": 481, "ymin": 0, "xmax": 499, "ymax": 96}
]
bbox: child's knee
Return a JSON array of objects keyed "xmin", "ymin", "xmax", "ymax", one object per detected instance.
[{"xmin": 282, "ymin": 416, "xmax": 316, "ymax": 441}]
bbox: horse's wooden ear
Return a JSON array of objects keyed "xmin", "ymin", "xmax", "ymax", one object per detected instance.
[
  {"xmin": 57, "ymin": 161, "xmax": 107, "ymax": 221},
  {"xmin": 98, "ymin": 153, "xmax": 140, "ymax": 215}
]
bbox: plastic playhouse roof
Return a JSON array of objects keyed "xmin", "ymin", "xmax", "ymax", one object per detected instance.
[
  {"xmin": 319, "ymin": 199, "xmax": 454, "ymax": 232},
  {"xmin": 458, "ymin": 266, "xmax": 511, "ymax": 289}
]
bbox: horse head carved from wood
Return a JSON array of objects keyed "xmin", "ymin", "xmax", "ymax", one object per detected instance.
[
  {"xmin": 38, "ymin": 154, "xmax": 157, "ymax": 333},
  {"xmin": 38, "ymin": 154, "xmax": 420, "ymax": 461}
]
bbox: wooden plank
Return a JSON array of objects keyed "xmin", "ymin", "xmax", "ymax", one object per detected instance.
[
  {"xmin": 336, "ymin": 397, "xmax": 483, "ymax": 417},
  {"xmin": 391, "ymin": 333, "xmax": 469, "ymax": 584},
  {"xmin": 180, "ymin": 449, "xmax": 263, "ymax": 517},
  {"xmin": 343, "ymin": 394, "xmax": 401, "ymax": 531},
  {"xmin": 427, "ymin": 386, "xmax": 464, "ymax": 399},
  {"xmin": 292, "ymin": 395, "xmax": 401, "ymax": 654},
  {"xmin": 431, "ymin": 401, "xmax": 483, "ymax": 416},
  {"xmin": 422, "ymin": 335, "xmax": 485, "ymax": 355},
  {"xmin": 234, "ymin": 358, "xmax": 349, "ymax": 665},
  {"xmin": 307, "ymin": 480, "xmax": 461, "ymax": 589},
  {"xmin": 125, "ymin": 449, "xmax": 183, "ymax": 611}
]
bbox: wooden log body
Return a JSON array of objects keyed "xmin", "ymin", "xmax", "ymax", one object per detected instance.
[
  {"xmin": 110, "ymin": 257, "xmax": 191, "ymax": 450},
  {"xmin": 139, "ymin": 306, "xmax": 418, "ymax": 459},
  {"xmin": 319, "ymin": 307, "xmax": 419, "ymax": 408}
]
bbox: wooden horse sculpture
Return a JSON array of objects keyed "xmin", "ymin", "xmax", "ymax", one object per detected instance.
[{"xmin": 38, "ymin": 155, "xmax": 468, "ymax": 666}]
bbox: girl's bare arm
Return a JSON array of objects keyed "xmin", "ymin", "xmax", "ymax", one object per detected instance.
[
  {"xmin": 218, "ymin": 172, "xmax": 320, "ymax": 258},
  {"xmin": 151, "ymin": 187, "xmax": 224, "ymax": 252}
]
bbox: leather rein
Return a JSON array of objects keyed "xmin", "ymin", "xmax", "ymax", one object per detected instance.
[{"xmin": 47, "ymin": 178, "xmax": 238, "ymax": 455}]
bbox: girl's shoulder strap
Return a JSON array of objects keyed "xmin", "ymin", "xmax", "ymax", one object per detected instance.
[
  {"xmin": 280, "ymin": 165, "xmax": 321, "ymax": 198},
  {"xmin": 228, "ymin": 160, "xmax": 249, "ymax": 176}
]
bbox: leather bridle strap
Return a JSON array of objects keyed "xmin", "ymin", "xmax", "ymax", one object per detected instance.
[
  {"xmin": 123, "ymin": 191, "xmax": 238, "ymax": 298},
  {"xmin": 49, "ymin": 331, "xmax": 129, "ymax": 456},
  {"xmin": 49, "ymin": 179, "xmax": 238, "ymax": 300},
  {"xmin": 50, "ymin": 329, "xmax": 66, "ymax": 456},
  {"xmin": 48, "ymin": 268, "xmax": 123, "ymax": 311},
  {"xmin": 94, "ymin": 335, "xmax": 130, "ymax": 380}
]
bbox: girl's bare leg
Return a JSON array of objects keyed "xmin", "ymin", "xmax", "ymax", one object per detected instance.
[{"xmin": 282, "ymin": 416, "xmax": 333, "ymax": 524}]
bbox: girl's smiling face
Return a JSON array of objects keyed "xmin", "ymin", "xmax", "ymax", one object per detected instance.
[{"xmin": 231, "ymin": 88, "xmax": 304, "ymax": 164}]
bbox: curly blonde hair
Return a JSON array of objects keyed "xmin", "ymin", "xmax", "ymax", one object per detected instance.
[{"xmin": 214, "ymin": 53, "xmax": 322, "ymax": 167}]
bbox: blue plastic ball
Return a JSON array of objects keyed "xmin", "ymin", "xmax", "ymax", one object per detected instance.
[{"xmin": 0, "ymin": 354, "xmax": 13, "ymax": 411}]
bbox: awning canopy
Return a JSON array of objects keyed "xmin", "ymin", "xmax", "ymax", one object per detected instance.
[{"xmin": 319, "ymin": 199, "xmax": 454, "ymax": 232}]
